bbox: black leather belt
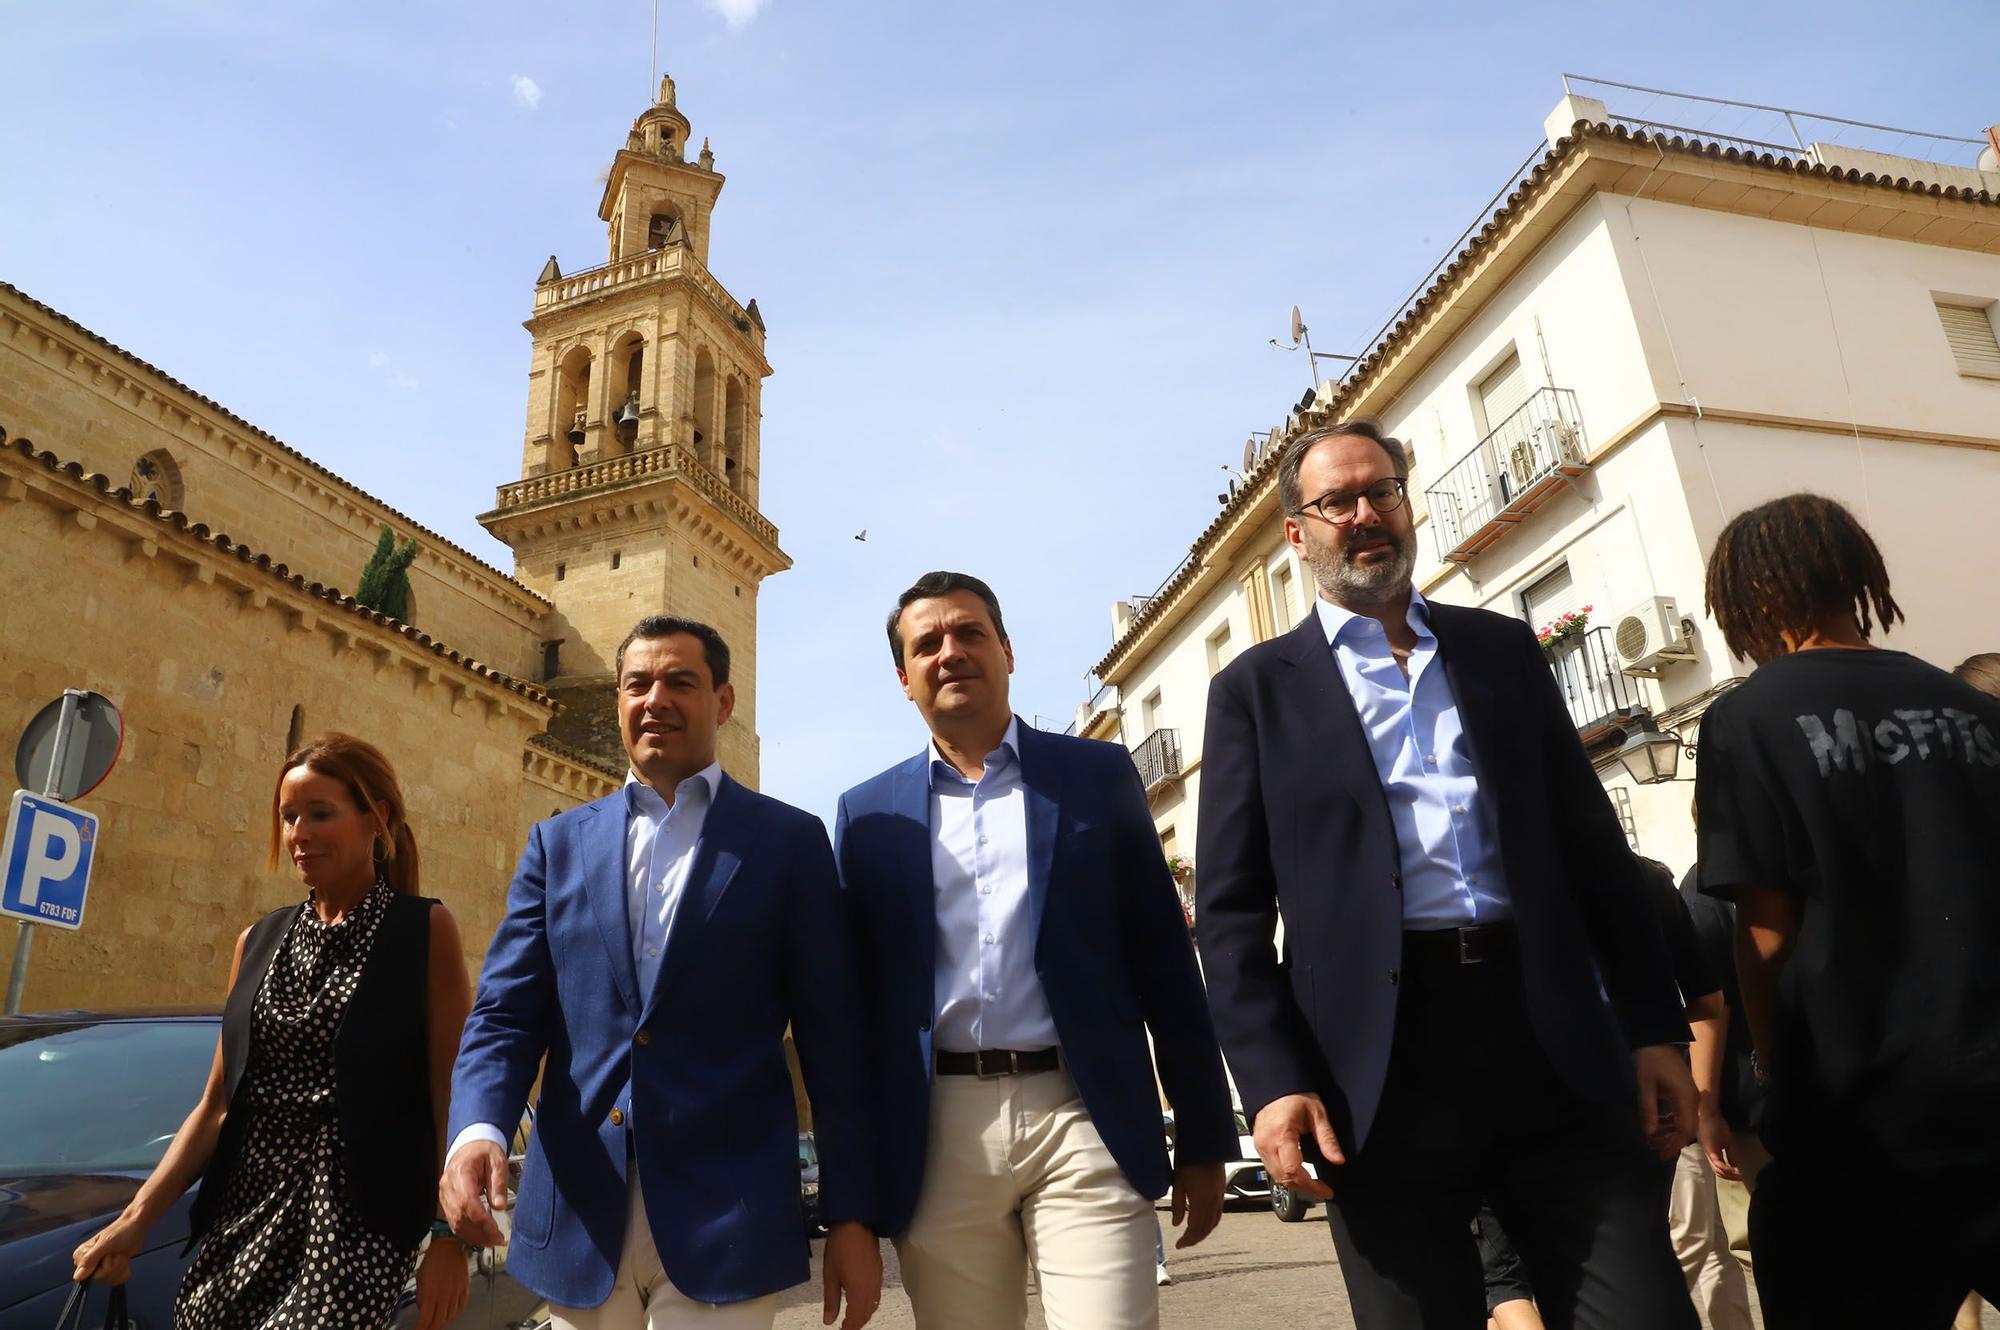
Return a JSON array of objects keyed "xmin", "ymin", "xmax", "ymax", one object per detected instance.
[
  {"xmin": 935, "ymin": 1048, "xmax": 1061, "ymax": 1077},
  {"xmin": 1402, "ymin": 922, "xmax": 1515, "ymax": 965}
]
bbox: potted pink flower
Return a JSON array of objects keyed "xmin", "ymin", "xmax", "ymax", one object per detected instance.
[{"xmin": 1536, "ymin": 606, "xmax": 1592, "ymax": 653}]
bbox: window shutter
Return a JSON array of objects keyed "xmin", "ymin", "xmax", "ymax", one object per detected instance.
[
  {"xmin": 1523, "ymin": 563, "xmax": 1586, "ymax": 632},
  {"xmin": 1477, "ymin": 351, "xmax": 1531, "ymax": 436},
  {"xmin": 1937, "ymin": 302, "xmax": 2000, "ymax": 379}
]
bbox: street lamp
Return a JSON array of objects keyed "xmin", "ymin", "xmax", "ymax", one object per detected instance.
[{"xmin": 1615, "ymin": 716, "xmax": 1693, "ymax": 786}]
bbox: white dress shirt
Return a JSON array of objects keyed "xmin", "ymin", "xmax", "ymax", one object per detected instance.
[
  {"xmin": 928, "ymin": 717, "xmax": 1059, "ymax": 1054},
  {"xmin": 445, "ymin": 763, "xmax": 722, "ymax": 1167},
  {"xmin": 1314, "ymin": 595, "xmax": 1511, "ymax": 927}
]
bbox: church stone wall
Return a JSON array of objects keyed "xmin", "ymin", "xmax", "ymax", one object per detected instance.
[
  {"xmin": 0, "ymin": 441, "xmax": 580, "ymax": 1011},
  {"xmin": 0, "ymin": 288, "xmax": 550, "ymax": 682}
]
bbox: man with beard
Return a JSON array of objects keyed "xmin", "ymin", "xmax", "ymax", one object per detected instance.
[{"xmin": 1195, "ymin": 421, "xmax": 1699, "ymax": 1329}]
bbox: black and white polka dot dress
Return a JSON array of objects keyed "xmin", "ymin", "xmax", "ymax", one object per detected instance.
[{"xmin": 175, "ymin": 882, "xmax": 421, "ymax": 1329}]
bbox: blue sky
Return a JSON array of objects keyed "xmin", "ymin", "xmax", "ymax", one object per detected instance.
[{"xmin": 5, "ymin": 0, "xmax": 1995, "ymax": 821}]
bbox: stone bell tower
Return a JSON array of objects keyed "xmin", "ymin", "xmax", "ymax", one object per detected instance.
[{"xmin": 480, "ymin": 72, "xmax": 789, "ymax": 784}]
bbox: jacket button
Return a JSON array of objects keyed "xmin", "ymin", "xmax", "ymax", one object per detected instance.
[
  {"xmin": 635, "ymin": 1028, "xmax": 651, "ymax": 1046},
  {"xmin": 609, "ymin": 1108, "xmax": 624, "ymax": 1126},
  {"xmin": 1388, "ymin": 969, "xmax": 1399, "ymax": 985}
]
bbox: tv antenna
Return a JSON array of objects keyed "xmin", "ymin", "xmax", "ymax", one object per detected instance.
[{"xmin": 1270, "ymin": 305, "xmax": 1361, "ymax": 391}]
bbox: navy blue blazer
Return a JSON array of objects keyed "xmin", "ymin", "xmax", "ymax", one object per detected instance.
[
  {"xmin": 449, "ymin": 776, "xmax": 874, "ymax": 1309},
  {"xmin": 835, "ymin": 720, "xmax": 1237, "ymax": 1239},
  {"xmin": 1196, "ymin": 607, "xmax": 1686, "ymax": 1153}
]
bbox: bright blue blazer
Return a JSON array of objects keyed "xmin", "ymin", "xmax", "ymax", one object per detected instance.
[
  {"xmin": 449, "ymin": 776, "xmax": 874, "ymax": 1309},
  {"xmin": 834, "ymin": 720, "xmax": 1236, "ymax": 1238}
]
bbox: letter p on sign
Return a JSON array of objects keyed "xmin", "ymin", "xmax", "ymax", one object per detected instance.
[{"xmin": 1, "ymin": 791, "xmax": 99, "ymax": 931}]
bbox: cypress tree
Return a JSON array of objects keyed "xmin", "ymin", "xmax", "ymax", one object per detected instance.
[{"xmin": 355, "ymin": 525, "xmax": 420, "ymax": 622}]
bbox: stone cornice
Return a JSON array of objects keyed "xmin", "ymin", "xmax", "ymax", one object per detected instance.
[
  {"xmin": 2, "ymin": 432, "xmax": 555, "ymax": 721},
  {"xmin": 0, "ymin": 283, "xmax": 550, "ymax": 618},
  {"xmin": 527, "ymin": 246, "xmax": 769, "ymax": 373},
  {"xmin": 524, "ymin": 734, "xmax": 621, "ymax": 800}
]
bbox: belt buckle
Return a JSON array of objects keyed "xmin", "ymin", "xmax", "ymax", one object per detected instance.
[
  {"xmin": 975, "ymin": 1049, "xmax": 1016, "ymax": 1079},
  {"xmin": 1457, "ymin": 928, "xmax": 1484, "ymax": 965}
]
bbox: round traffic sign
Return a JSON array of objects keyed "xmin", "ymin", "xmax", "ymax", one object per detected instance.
[{"xmin": 14, "ymin": 692, "xmax": 124, "ymax": 802}]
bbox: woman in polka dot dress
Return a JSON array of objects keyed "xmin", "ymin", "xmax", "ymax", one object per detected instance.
[{"xmin": 71, "ymin": 734, "xmax": 475, "ymax": 1330}]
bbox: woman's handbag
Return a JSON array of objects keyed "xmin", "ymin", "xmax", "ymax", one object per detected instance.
[{"xmin": 49, "ymin": 1281, "xmax": 127, "ymax": 1330}]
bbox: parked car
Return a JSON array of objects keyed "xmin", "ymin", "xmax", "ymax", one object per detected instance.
[
  {"xmin": 798, "ymin": 1133, "xmax": 823, "ymax": 1236},
  {"xmin": 1162, "ymin": 1107, "xmax": 1320, "ymax": 1222},
  {"xmin": 0, "ymin": 1009, "xmax": 525, "ymax": 1329}
]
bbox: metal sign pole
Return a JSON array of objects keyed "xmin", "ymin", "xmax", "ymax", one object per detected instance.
[{"xmin": 4, "ymin": 689, "xmax": 81, "ymax": 1014}]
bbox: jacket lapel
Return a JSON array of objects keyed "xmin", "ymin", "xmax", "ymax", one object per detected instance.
[
  {"xmin": 1015, "ymin": 722, "xmax": 1061, "ymax": 941},
  {"xmin": 890, "ymin": 753, "xmax": 937, "ymax": 999},
  {"xmin": 644, "ymin": 775, "xmax": 746, "ymax": 1019},
  {"xmin": 582, "ymin": 796, "xmax": 642, "ymax": 1015},
  {"xmin": 1279, "ymin": 612, "xmax": 1398, "ymax": 831}
]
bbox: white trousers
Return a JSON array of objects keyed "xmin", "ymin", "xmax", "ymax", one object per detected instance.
[
  {"xmin": 547, "ymin": 1178, "xmax": 781, "ymax": 1330},
  {"xmin": 895, "ymin": 1066, "xmax": 1158, "ymax": 1330},
  {"xmin": 1666, "ymin": 1141, "xmax": 1756, "ymax": 1330}
]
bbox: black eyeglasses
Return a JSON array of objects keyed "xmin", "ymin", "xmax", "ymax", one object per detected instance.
[{"xmin": 1297, "ymin": 477, "xmax": 1408, "ymax": 525}]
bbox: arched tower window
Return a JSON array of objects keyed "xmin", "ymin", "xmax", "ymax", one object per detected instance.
[
  {"xmin": 555, "ymin": 345, "xmax": 594, "ymax": 467},
  {"xmin": 285, "ymin": 704, "xmax": 305, "ymax": 755},
  {"xmin": 610, "ymin": 332, "xmax": 645, "ymax": 452},
  {"xmin": 648, "ymin": 210, "xmax": 683, "ymax": 251},
  {"xmin": 692, "ymin": 348, "xmax": 717, "ymax": 457},
  {"xmin": 131, "ymin": 449, "xmax": 184, "ymax": 510},
  {"xmin": 724, "ymin": 377, "xmax": 746, "ymax": 491}
]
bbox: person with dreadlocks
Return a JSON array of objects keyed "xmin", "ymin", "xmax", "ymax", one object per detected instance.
[{"xmin": 1694, "ymin": 492, "xmax": 2000, "ymax": 1329}]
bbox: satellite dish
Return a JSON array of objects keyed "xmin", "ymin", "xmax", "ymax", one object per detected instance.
[
  {"xmin": 1242, "ymin": 438, "xmax": 1257, "ymax": 471},
  {"xmin": 1290, "ymin": 305, "xmax": 1306, "ymax": 344}
]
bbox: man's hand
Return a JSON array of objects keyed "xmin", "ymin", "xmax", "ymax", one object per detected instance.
[
  {"xmin": 1252, "ymin": 1093, "xmax": 1343, "ymax": 1202},
  {"xmin": 1696, "ymin": 1096, "xmax": 1743, "ymax": 1181},
  {"xmin": 821, "ymin": 1220, "xmax": 880, "ymax": 1330},
  {"xmin": 1633, "ymin": 1045, "xmax": 1697, "ymax": 1160},
  {"xmin": 414, "ymin": 1237, "xmax": 470, "ymax": 1330},
  {"xmin": 1170, "ymin": 1162, "xmax": 1224, "ymax": 1249},
  {"xmin": 438, "ymin": 1140, "xmax": 510, "ymax": 1249}
]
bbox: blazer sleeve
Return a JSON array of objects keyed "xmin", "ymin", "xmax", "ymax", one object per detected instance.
[
  {"xmin": 449, "ymin": 821, "xmax": 557, "ymax": 1143},
  {"xmin": 1194, "ymin": 663, "xmax": 1322, "ymax": 1120},
  {"xmin": 1107, "ymin": 748, "xmax": 1237, "ymax": 1166},
  {"xmin": 783, "ymin": 813, "xmax": 878, "ymax": 1228},
  {"xmin": 1516, "ymin": 622, "xmax": 1687, "ymax": 1049}
]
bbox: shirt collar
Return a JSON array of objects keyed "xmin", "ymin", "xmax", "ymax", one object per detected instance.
[
  {"xmin": 926, "ymin": 716, "xmax": 1022, "ymax": 789},
  {"xmin": 1314, "ymin": 589, "xmax": 1433, "ymax": 647},
  {"xmin": 623, "ymin": 761, "xmax": 723, "ymax": 815}
]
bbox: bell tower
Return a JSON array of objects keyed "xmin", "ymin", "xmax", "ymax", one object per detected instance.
[{"xmin": 481, "ymin": 72, "xmax": 789, "ymax": 784}]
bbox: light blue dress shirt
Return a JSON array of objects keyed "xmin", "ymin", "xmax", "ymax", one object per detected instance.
[
  {"xmin": 1314, "ymin": 594, "xmax": 1512, "ymax": 927},
  {"xmin": 623, "ymin": 762, "xmax": 722, "ymax": 999},
  {"xmin": 927, "ymin": 717, "xmax": 1060, "ymax": 1054},
  {"xmin": 445, "ymin": 761, "xmax": 723, "ymax": 1167}
]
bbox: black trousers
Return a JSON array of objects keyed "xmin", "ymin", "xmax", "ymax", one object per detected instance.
[
  {"xmin": 1323, "ymin": 933, "xmax": 1696, "ymax": 1330},
  {"xmin": 1751, "ymin": 1151, "xmax": 2000, "ymax": 1329}
]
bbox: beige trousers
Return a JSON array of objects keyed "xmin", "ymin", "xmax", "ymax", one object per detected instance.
[
  {"xmin": 547, "ymin": 1178, "xmax": 781, "ymax": 1330},
  {"xmin": 895, "ymin": 1066, "xmax": 1158, "ymax": 1330},
  {"xmin": 1667, "ymin": 1141, "xmax": 1756, "ymax": 1330},
  {"xmin": 1710, "ymin": 1128, "xmax": 1771, "ymax": 1273}
]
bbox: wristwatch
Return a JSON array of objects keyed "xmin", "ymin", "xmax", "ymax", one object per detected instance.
[
  {"xmin": 1750, "ymin": 1049, "xmax": 1774, "ymax": 1085},
  {"xmin": 429, "ymin": 1219, "xmax": 459, "ymax": 1243}
]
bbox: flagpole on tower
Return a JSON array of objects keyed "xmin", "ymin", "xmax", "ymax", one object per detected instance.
[{"xmin": 650, "ymin": 0, "xmax": 660, "ymax": 95}]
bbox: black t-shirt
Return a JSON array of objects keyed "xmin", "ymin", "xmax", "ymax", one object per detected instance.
[
  {"xmin": 1639, "ymin": 857, "xmax": 1720, "ymax": 1008},
  {"xmin": 1696, "ymin": 648, "xmax": 2000, "ymax": 1165},
  {"xmin": 1678, "ymin": 867, "xmax": 1765, "ymax": 1133}
]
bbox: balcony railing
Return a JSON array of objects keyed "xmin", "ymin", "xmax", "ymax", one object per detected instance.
[
  {"xmin": 1067, "ymin": 682, "xmax": 1120, "ymax": 737},
  {"xmin": 1425, "ymin": 387, "xmax": 1590, "ymax": 563},
  {"xmin": 491, "ymin": 443, "xmax": 778, "ymax": 547},
  {"xmin": 1131, "ymin": 727, "xmax": 1183, "ymax": 793},
  {"xmin": 532, "ymin": 246, "xmax": 762, "ymax": 336},
  {"xmin": 1547, "ymin": 625, "xmax": 1644, "ymax": 744}
]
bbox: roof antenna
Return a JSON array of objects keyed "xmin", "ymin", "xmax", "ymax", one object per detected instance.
[{"xmin": 650, "ymin": 0, "xmax": 660, "ymax": 98}]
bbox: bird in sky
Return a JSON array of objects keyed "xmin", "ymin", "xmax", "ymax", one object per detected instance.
[{"xmin": 854, "ymin": 529, "xmax": 867, "ymax": 542}]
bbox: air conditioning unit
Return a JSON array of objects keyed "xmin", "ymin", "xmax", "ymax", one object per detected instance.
[{"xmin": 1615, "ymin": 596, "xmax": 1697, "ymax": 674}]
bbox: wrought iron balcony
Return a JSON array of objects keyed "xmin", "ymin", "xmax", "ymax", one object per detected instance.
[
  {"xmin": 1547, "ymin": 625, "xmax": 1644, "ymax": 745},
  {"xmin": 1424, "ymin": 387, "xmax": 1590, "ymax": 563},
  {"xmin": 1131, "ymin": 727, "xmax": 1183, "ymax": 794}
]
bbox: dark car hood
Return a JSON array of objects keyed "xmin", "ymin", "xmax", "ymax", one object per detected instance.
[
  {"xmin": 0, "ymin": 1172, "xmax": 146, "ymax": 1248},
  {"xmin": 0, "ymin": 1172, "xmax": 195, "ymax": 1312}
]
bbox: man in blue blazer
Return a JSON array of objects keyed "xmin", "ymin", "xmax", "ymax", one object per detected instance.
[
  {"xmin": 836, "ymin": 571, "xmax": 1236, "ymax": 1329},
  {"xmin": 441, "ymin": 616, "xmax": 880, "ymax": 1330}
]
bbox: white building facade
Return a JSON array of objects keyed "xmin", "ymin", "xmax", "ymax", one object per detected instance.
[{"xmin": 1080, "ymin": 87, "xmax": 2000, "ymax": 886}]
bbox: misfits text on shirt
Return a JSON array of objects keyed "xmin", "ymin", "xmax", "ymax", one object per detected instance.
[{"xmin": 1796, "ymin": 707, "xmax": 2000, "ymax": 777}]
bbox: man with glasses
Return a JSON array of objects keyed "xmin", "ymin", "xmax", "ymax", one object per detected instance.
[{"xmin": 1196, "ymin": 421, "xmax": 1698, "ymax": 1329}]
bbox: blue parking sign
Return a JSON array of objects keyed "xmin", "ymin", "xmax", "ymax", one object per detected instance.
[{"xmin": 1, "ymin": 790, "xmax": 100, "ymax": 932}]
